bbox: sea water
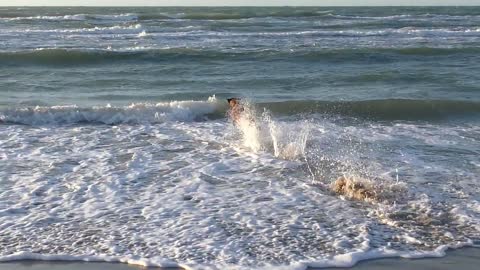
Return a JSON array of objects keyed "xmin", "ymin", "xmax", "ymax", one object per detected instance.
[{"xmin": 0, "ymin": 6, "xmax": 479, "ymax": 270}]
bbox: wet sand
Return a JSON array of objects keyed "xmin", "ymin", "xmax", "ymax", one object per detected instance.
[{"xmin": 0, "ymin": 247, "xmax": 478, "ymax": 270}]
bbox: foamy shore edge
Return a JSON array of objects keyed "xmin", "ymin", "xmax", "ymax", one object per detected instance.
[{"xmin": 0, "ymin": 242, "xmax": 478, "ymax": 270}]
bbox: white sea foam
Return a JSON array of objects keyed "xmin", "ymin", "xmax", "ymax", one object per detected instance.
[
  {"xmin": 306, "ymin": 241, "xmax": 474, "ymax": 269},
  {"xmin": 15, "ymin": 24, "xmax": 143, "ymax": 34},
  {"xmin": 137, "ymin": 30, "xmax": 150, "ymax": 38},
  {"xmin": 2, "ymin": 14, "xmax": 87, "ymax": 21},
  {"xmin": 6, "ymin": 26, "xmax": 479, "ymax": 39},
  {"xmin": 0, "ymin": 103, "xmax": 478, "ymax": 270},
  {"xmin": 1, "ymin": 13, "xmax": 138, "ymax": 21},
  {"xmin": 0, "ymin": 238, "xmax": 474, "ymax": 269},
  {"xmin": 92, "ymin": 13, "xmax": 138, "ymax": 21},
  {"xmin": 0, "ymin": 96, "xmax": 222, "ymax": 125}
]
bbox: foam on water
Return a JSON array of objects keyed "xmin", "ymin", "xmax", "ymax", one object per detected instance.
[
  {"xmin": 0, "ymin": 96, "xmax": 223, "ymax": 125},
  {"xmin": 1, "ymin": 101, "xmax": 478, "ymax": 269},
  {"xmin": 1, "ymin": 13, "xmax": 138, "ymax": 21},
  {"xmin": 15, "ymin": 24, "xmax": 144, "ymax": 34},
  {"xmin": 12, "ymin": 27, "xmax": 474, "ymax": 38},
  {"xmin": 1, "ymin": 14, "xmax": 87, "ymax": 21},
  {"xmin": 137, "ymin": 30, "xmax": 150, "ymax": 38},
  {"xmin": 0, "ymin": 241, "xmax": 473, "ymax": 270}
]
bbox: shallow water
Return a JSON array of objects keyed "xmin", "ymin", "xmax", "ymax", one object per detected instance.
[{"xmin": 0, "ymin": 6, "xmax": 479, "ymax": 270}]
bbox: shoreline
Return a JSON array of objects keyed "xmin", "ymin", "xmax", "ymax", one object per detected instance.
[
  {"xmin": 315, "ymin": 247, "xmax": 480, "ymax": 270},
  {"xmin": 0, "ymin": 247, "xmax": 478, "ymax": 270}
]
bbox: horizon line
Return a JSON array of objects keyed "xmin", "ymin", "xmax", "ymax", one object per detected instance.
[{"xmin": 1, "ymin": 5, "xmax": 480, "ymax": 7}]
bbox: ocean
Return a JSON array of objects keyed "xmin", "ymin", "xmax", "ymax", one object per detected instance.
[{"xmin": 0, "ymin": 6, "xmax": 479, "ymax": 270}]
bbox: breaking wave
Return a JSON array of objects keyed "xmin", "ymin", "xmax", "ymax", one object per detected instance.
[
  {"xmin": 2, "ymin": 98, "xmax": 478, "ymax": 126},
  {"xmin": 1, "ymin": 13, "xmax": 138, "ymax": 21},
  {"xmin": 0, "ymin": 97, "xmax": 224, "ymax": 125}
]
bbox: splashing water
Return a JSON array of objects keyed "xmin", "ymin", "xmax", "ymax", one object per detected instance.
[{"xmin": 231, "ymin": 101, "xmax": 310, "ymax": 161}]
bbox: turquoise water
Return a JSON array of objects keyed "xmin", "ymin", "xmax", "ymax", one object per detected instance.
[{"xmin": 0, "ymin": 6, "xmax": 479, "ymax": 270}]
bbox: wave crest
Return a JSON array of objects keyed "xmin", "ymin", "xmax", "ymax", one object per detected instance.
[
  {"xmin": 261, "ymin": 99, "xmax": 480, "ymax": 120},
  {"xmin": 0, "ymin": 97, "xmax": 224, "ymax": 125},
  {"xmin": 1, "ymin": 13, "xmax": 138, "ymax": 21},
  {"xmin": 2, "ymin": 47, "xmax": 479, "ymax": 66},
  {"xmin": 2, "ymin": 98, "xmax": 478, "ymax": 125}
]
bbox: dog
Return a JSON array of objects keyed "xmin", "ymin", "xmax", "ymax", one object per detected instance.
[
  {"xmin": 332, "ymin": 176, "xmax": 378, "ymax": 202},
  {"xmin": 227, "ymin": 98, "xmax": 244, "ymax": 124}
]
